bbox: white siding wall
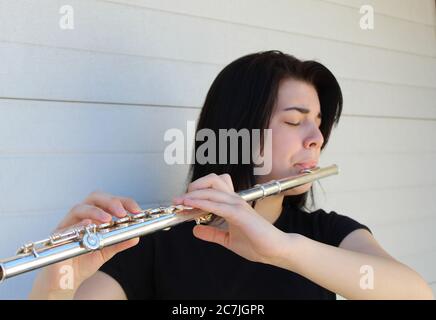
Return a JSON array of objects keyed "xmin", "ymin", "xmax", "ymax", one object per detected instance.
[{"xmin": 0, "ymin": 0, "xmax": 435, "ymax": 299}]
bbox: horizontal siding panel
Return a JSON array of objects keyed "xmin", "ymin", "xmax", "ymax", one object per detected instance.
[
  {"xmin": 1, "ymin": 43, "xmax": 435, "ymax": 119},
  {"xmin": 0, "ymin": 42, "xmax": 219, "ymax": 107},
  {"xmin": 105, "ymin": 0, "xmax": 436, "ymax": 57},
  {"xmin": 323, "ymin": 0, "xmax": 436, "ymax": 26},
  {"xmin": 319, "ymin": 152, "xmax": 436, "ymax": 192},
  {"xmin": 328, "ymin": 117, "xmax": 436, "ymax": 154},
  {"xmin": 1, "ymin": 0, "xmax": 434, "ymax": 58},
  {"xmin": 0, "ymin": 0, "xmax": 231, "ymax": 65},
  {"xmin": 368, "ymin": 216, "xmax": 436, "ymax": 260},
  {"xmin": 0, "ymin": 154, "xmax": 191, "ymax": 215},
  {"xmin": 398, "ymin": 250, "xmax": 436, "ymax": 284},
  {"xmin": 1, "ymin": 99, "xmax": 435, "ymax": 153},
  {"xmin": 313, "ymin": 186, "xmax": 436, "ymax": 228},
  {"xmin": 339, "ymin": 79, "xmax": 436, "ymax": 119},
  {"xmin": 0, "ymin": 100, "xmax": 200, "ymax": 153},
  {"xmin": 0, "ymin": 2, "xmax": 435, "ymax": 88},
  {"xmin": 0, "ymin": 211, "xmax": 63, "ymax": 255},
  {"xmin": 0, "ymin": 268, "xmax": 35, "ymax": 299}
]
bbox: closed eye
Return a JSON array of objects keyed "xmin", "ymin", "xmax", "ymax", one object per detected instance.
[{"xmin": 285, "ymin": 121, "xmax": 300, "ymax": 126}]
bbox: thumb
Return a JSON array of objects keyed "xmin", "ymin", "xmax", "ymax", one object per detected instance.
[
  {"xmin": 193, "ymin": 225, "xmax": 229, "ymax": 248},
  {"xmin": 100, "ymin": 237, "xmax": 140, "ymax": 262}
]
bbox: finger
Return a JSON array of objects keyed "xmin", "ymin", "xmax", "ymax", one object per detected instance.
[
  {"xmin": 118, "ymin": 196, "xmax": 142, "ymax": 213},
  {"xmin": 188, "ymin": 173, "xmax": 233, "ymax": 193},
  {"xmin": 100, "ymin": 237, "xmax": 140, "ymax": 262},
  {"xmin": 174, "ymin": 189, "xmax": 240, "ymax": 205},
  {"xmin": 192, "ymin": 224, "xmax": 230, "ymax": 249},
  {"xmin": 54, "ymin": 218, "xmax": 93, "ymax": 234},
  {"xmin": 174, "ymin": 173, "xmax": 235, "ymax": 205},
  {"xmin": 182, "ymin": 198, "xmax": 244, "ymax": 226},
  {"xmin": 57, "ymin": 205, "xmax": 112, "ymax": 230},
  {"xmin": 84, "ymin": 192, "xmax": 128, "ymax": 217},
  {"xmin": 219, "ymin": 174, "xmax": 234, "ymax": 192}
]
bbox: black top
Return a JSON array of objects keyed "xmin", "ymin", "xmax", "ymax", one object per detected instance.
[{"xmin": 99, "ymin": 204, "xmax": 371, "ymax": 300}]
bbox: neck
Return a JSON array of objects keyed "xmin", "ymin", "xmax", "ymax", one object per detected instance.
[{"xmin": 253, "ymin": 194, "xmax": 284, "ymax": 224}]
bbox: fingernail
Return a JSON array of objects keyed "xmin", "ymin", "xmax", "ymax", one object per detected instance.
[
  {"xmin": 116, "ymin": 207, "xmax": 127, "ymax": 216},
  {"xmin": 129, "ymin": 206, "xmax": 142, "ymax": 214},
  {"xmin": 173, "ymin": 197, "xmax": 182, "ymax": 203},
  {"xmin": 99, "ymin": 212, "xmax": 111, "ymax": 221}
]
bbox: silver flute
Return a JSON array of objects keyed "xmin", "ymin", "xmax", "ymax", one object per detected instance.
[{"xmin": 0, "ymin": 164, "xmax": 338, "ymax": 283}]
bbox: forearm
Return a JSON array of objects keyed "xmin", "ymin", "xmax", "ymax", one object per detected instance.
[
  {"xmin": 273, "ymin": 234, "xmax": 433, "ymax": 300},
  {"xmin": 28, "ymin": 269, "xmax": 80, "ymax": 300},
  {"xmin": 29, "ymin": 287, "xmax": 76, "ymax": 300}
]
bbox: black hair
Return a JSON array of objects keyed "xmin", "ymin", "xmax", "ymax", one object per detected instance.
[{"xmin": 187, "ymin": 50, "xmax": 342, "ymax": 211}]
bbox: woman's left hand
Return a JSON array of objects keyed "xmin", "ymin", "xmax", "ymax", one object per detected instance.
[{"xmin": 172, "ymin": 173, "xmax": 300, "ymax": 266}]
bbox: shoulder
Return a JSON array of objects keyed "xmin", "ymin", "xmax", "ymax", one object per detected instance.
[
  {"xmin": 302, "ymin": 208, "xmax": 372, "ymax": 247},
  {"xmin": 303, "ymin": 209, "xmax": 394, "ymax": 259},
  {"xmin": 309, "ymin": 208, "xmax": 368, "ymax": 228}
]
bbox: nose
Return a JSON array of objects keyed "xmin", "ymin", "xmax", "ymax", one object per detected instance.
[{"xmin": 303, "ymin": 124, "xmax": 324, "ymax": 149}]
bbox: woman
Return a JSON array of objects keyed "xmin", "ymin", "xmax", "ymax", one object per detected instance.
[{"xmin": 29, "ymin": 51, "xmax": 433, "ymax": 299}]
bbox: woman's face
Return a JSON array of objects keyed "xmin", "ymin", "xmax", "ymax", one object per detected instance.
[{"xmin": 256, "ymin": 78, "xmax": 324, "ymax": 195}]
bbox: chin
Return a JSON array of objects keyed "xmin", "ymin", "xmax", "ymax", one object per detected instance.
[{"xmin": 283, "ymin": 182, "xmax": 312, "ymax": 196}]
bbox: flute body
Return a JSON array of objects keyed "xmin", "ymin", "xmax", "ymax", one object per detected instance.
[{"xmin": 0, "ymin": 165, "xmax": 338, "ymax": 282}]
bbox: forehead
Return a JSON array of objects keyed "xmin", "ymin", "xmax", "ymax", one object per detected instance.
[{"xmin": 276, "ymin": 78, "xmax": 320, "ymax": 112}]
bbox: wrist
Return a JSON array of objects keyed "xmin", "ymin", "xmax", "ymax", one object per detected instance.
[{"xmin": 268, "ymin": 232, "xmax": 307, "ymax": 272}]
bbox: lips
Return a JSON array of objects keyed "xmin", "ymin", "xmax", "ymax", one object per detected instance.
[{"xmin": 294, "ymin": 160, "xmax": 318, "ymax": 172}]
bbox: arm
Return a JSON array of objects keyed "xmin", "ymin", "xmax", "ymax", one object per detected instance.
[
  {"xmin": 29, "ymin": 271, "xmax": 127, "ymax": 300},
  {"xmin": 173, "ymin": 174, "xmax": 434, "ymax": 300},
  {"xmin": 74, "ymin": 271, "xmax": 127, "ymax": 300},
  {"xmin": 275, "ymin": 229, "xmax": 434, "ymax": 300}
]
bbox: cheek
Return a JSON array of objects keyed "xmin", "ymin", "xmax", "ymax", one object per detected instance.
[
  {"xmin": 271, "ymin": 128, "xmax": 299, "ymax": 162},
  {"xmin": 262, "ymin": 135, "xmax": 295, "ymax": 180}
]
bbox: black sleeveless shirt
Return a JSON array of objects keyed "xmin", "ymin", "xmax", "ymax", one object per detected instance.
[{"xmin": 99, "ymin": 204, "xmax": 371, "ymax": 300}]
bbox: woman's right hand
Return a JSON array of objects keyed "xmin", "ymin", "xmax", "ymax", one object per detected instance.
[{"xmin": 29, "ymin": 191, "xmax": 142, "ymax": 299}]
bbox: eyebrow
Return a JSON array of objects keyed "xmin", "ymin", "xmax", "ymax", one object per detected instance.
[{"xmin": 282, "ymin": 106, "xmax": 322, "ymax": 118}]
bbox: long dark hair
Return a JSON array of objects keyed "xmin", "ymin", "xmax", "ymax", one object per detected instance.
[{"xmin": 187, "ymin": 50, "xmax": 342, "ymax": 211}]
